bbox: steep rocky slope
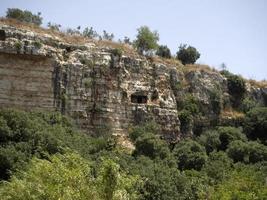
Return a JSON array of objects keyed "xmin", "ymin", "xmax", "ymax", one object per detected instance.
[{"xmin": 0, "ymin": 21, "xmax": 266, "ymax": 142}]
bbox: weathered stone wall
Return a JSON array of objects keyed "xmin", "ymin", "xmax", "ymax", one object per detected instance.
[
  {"xmin": 0, "ymin": 53, "xmax": 55, "ymax": 110},
  {"xmin": 0, "ymin": 23, "xmax": 266, "ymax": 141},
  {"xmin": 0, "ymin": 24, "xmax": 180, "ymax": 141}
]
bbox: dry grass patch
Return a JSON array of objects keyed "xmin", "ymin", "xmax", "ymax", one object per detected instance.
[
  {"xmin": 96, "ymin": 40, "xmax": 138, "ymax": 56},
  {"xmin": 183, "ymin": 64, "xmax": 219, "ymax": 74},
  {"xmin": 0, "ymin": 18, "xmax": 90, "ymax": 44},
  {"xmin": 220, "ymin": 109, "xmax": 245, "ymax": 119},
  {"xmin": 247, "ymin": 79, "xmax": 267, "ymax": 88}
]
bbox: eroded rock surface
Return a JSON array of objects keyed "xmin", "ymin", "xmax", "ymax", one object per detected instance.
[{"xmin": 0, "ymin": 24, "xmax": 266, "ymax": 141}]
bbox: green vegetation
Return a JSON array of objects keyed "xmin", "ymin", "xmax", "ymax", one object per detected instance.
[
  {"xmin": 14, "ymin": 41, "xmax": 22, "ymax": 52},
  {"xmin": 156, "ymin": 45, "xmax": 171, "ymax": 58},
  {"xmin": 1, "ymin": 7, "xmax": 267, "ymax": 200},
  {"xmin": 0, "ymin": 107, "xmax": 266, "ymax": 199},
  {"xmin": 176, "ymin": 44, "xmax": 200, "ymax": 65},
  {"xmin": 244, "ymin": 107, "xmax": 267, "ymax": 144},
  {"xmin": 111, "ymin": 48, "xmax": 123, "ymax": 58},
  {"xmin": 47, "ymin": 22, "xmax": 61, "ymax": 31},
  {"xmin": 221, "ymin": 70, "xmax": 246, "ymax": 108},
  {"xmin": 83, "ymin": 27, "xmax": 98, "ymax": 39},
  {"xmin": 134, "ymin": 26, "xmax": 159, "ymax": 55},
  {"xmin": 32, "ymin": 40, "xmax": 42, "ymax": 49},
  {"xmin": 6, "ymin": 8, "xmax": 42, "ymax": 26}
]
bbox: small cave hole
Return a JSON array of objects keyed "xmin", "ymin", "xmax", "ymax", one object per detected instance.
[
  {"xmin": 131, "ymin": 94, "xmax": 148, "ymax": 104},
  {"xmin": 0, "ymin": 30, "xmax": 6, "ymax": 41},
  {"xmin": 65, "ymin": 46, "xmax": 71, "ymax": 52}
]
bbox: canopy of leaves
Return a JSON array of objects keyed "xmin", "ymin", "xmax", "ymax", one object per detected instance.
[
  {"xmin": 0, "ymin": 109, "xmax": 266, "ymax": 200},
  {"xmin": 176, "ymin": 44, "xmax": 200, "ymax": 65},
  {"xmin": 173, "ymin": 140, "xmax": 207, "ymax": 171},
  {"xmin": 0, "ymin": 153, "xmax": 141, "ymax": 200},
  {"xmin": 6, "ymin": 8, "xmax": 42, "ymax": 26},
  {"xmin": 156, "ymin": 45, "xmax": 171, "ymax": 58},
  {"xmin": 134, "ymin": 26, "xmax": 159, "ymax": 55},
  {"xmin": 244, "ymin": 107, "xmax": 267, "ymax": 143},
  {"xmin": 221, "ymin": 70, "xmax": 246, "ymax": 108}
]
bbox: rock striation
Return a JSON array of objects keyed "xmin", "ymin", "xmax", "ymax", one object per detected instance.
[{"xmin": 0, "ymin": 23, "xmax": 266, "ymax": 141}]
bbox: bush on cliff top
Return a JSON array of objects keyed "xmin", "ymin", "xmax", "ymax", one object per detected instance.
[{"xmin": 6, "ymin": 8, "xmax": 42, "ymax": 26}]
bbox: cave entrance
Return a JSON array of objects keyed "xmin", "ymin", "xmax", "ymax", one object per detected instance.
[
  {"xmin": 0, "ymin": 30, "xmax": 6, "ymax": 41},
  {"xmin": 131, "ymin": 94, "xmax": 148, "ymax": 104}
]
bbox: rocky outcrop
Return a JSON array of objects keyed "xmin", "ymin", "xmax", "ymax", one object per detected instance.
[
  {"xmin": 0, "ymin": 24, "xmax": 180, "ymax": 141},
  {"xmin": 0, "ymin": 23, "xmax": 266, "ymax": 141}
]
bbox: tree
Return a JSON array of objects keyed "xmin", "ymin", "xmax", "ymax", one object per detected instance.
[
  {"xmin": 198, "ymin": 130, "xmax": 221, "ymax": 154},
  {"xmin": 134, "ymin": 26, "xmax": 159, "ymax": 55},
  {"xmin": 173, "ymin": 140, "xmax": 207, "ymax": 171},
  {"xmin": 208, "ymin": 165, "xmax": 267, "ymax": 199},
  {"xmin": 227, "ymin": 140, "xmax": 267, "ymax": 163},
  {"xmin": 47, "ymin": 22, "xmax": 61, "ymax": 31},
  {"xmin": 203, "ymin": 151, "xmax": 232, "ymax": 184},
  {"xmin": 102, "ymin": 30, "xmax": 114, "ymax": 41},
  {"xmin": 176, "ymin": 44, "xmax": 200, "ymax": 65},
  {"xmin": 156, "ymin": 45, "xmax": 171, "ymax": 58},
  {"xmin": 133, "ymin": 133, "xmax": 171, "ymax": 160},
  {"xmin": 217, "ymin": 126, "xmax": 247, "ymax": 150},
  {"xmin": 221, "ymin": 70, "xmax": 246, "ymax": 108},
  {"xmin": 6, "ymin": 8, "xmax": 42, "ymax": 26},
  {"xmin": 244, "ymin": 107, "xmax": 267, "ymax": 143},
  {"xmin": 83, "ymin": 27, "xmax": 99, "ymax": 39}
]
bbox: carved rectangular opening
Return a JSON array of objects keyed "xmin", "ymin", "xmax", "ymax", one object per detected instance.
[
  {"xmin": 0, "ymin": 30, "xmax": 6, "ymax": 41},
  {"xmin": 131, "ymin": 94, "xmax": 147, "ymax": 104}
]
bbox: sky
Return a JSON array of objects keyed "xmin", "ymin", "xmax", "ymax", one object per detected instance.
[{"xmin": 1, "ymin": 0, "xmax": 267, "ymax": 80}]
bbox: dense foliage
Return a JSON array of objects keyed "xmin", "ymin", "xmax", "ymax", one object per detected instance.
[
  {"xmin": 6, "ymin": 8, "xmax": 42, "ymax": 26},
  {"xmin": 134, "ymin": 26, "xmax": 159, "ymax": 55},
  {"xmin": 221, "ymin": 70, "xmax": 246, "ymax": 108},
  {"xmin": 156, "ymin": 45, "xmax": 171, "ymax": 58},
  {"xmin": 176, "ymin": 44, "xmax": 200, "ymax": 65},
  {"xmin": 0, "ymin": 107, "xmax": 266, "ymax": 199}
]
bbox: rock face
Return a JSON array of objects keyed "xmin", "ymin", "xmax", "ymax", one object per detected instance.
[
  {"xmin": 0, "ymin": 24, "xmax": 180, "ymax": 141},
  {"xmin": 0, "ymin": 23, "xmax": 266, "ymax": 141}
]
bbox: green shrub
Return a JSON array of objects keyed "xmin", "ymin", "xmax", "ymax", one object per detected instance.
[
  {"xmin": 0, "ymin": 109, "xmax": 114, "ymax": 180},
  {"xmin": 178, "ymin": 110, "xmax": 193, "ymax": 135},
  {"xmin": 208, "ymin": 165, "xmax": 267, "ymax": 199},
  {"xmin": 221, "ymin": 70, "xmax": 246, "ymax": 108},
  {"xmin": 128, "ymin": 156, "xmax": 193, "ymax": 200},
  {"xmin": 0, "ymin": 153, "xmax": 141, "ymax": 200},
  {"xmin": 210, "ymin": 88, "xmax": 223, "ymax": 115},
  {"xmin": 240, "ymin": 97, "xmax": 259, "ymax": 113},
  {"xmin": 47, "ymin": 22, "xmax": 61, "ymax": 31},
  {"xmin": 134, "ymin": 26, "xmax": 159, "ymax": 55},
  {"xmin": 0, "ymin": 145, "xmax": 29, "ymax": 180},
  {"xmin": 203, "ymin": 151, "xmax": 232, "ymax": 184},
  {"xmin": 133, "ymin": 133, "xmax": 170, "ymax": 160},
  {"xmin": 244, "ymin": 107, "xmax": 267, "ymax": 143},
  {"xmin": 102, "ymin": 30, "xmax": 114, "ymax": 41},
  {"xmin": 198, "ymin": 130, "xmax": 221, "ymax": 153},
  {"xmin": 217, "ymin": 126, "xmax": 247, "ymax": 150},
  {"xmin": 14, "ymin": 41, "xmax": 22, "ymax": 51},
  {"xmin": 227, "ymin": 140, "xmax": 267, "ymax": 163},
  {"xmin": 83, "ymin": 27, "xmax": 99, "ymax": 39},
  {"xmin": 6, "ymin": 8, "xmax": 42, "ymax": 26},
  {"xmin": 156, "ymin": 45, "xmax": 171, "ymax": 58},
  {"xmin": 32, "ymin": 40, "xmax": 42, "ymax": 49},
  {"xmin": 179, "ymin": 94, "xmax": 200, "ymax": 115},
  {"xmin": 111, "ymin": 48, "xmax": 123, "ymax": 58},
  {"xmin": 176, "ymin": 44, "xmax": 200, "ymax": 65},
  {"xmin": 173, "ymin": 140, "xmax": 207, "ymax": 171},
  {"xmin": 129, "ymin": 121, "xmax": 160, "ymax": 142}
]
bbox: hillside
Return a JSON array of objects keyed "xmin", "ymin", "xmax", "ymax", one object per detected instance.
[
  {"xmin": 0, "ymin": 18, "xmax": 267, "ymax": 200},
  {"xmin": 0, "ymin": 18, "xmax": 266, "ymax": 140}
]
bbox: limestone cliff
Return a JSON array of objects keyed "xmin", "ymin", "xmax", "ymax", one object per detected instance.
[{"xmin": 0, "ymin": 21, "xmax": 266, "ymax": 142}]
